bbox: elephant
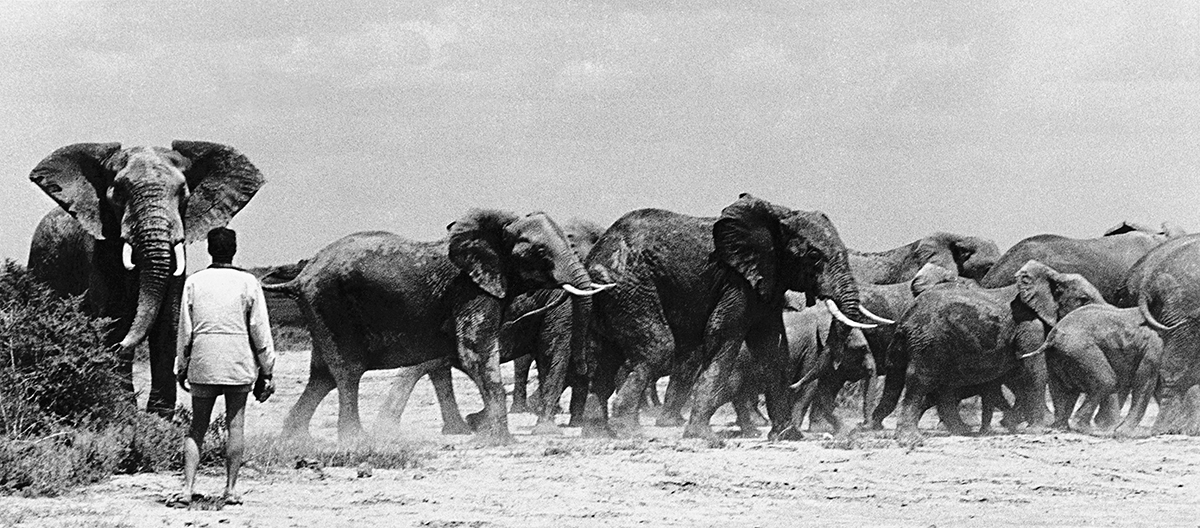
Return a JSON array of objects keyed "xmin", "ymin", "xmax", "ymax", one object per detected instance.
[
  {"xmin": 980, "ymin": 225, "xmax": 1181, "ymax": 303},
  {"xmin": 849, "ymin": 232, "xmax": 1001, "ymax": 284},
  {"xmin": 373, "ymin": 219, "xmax": 604, "ymax": 435},
  {"xmin": 582, "ymin": 194, "xmax": 882, "ymax": 440},
  {"xmin": 655, "ymin": 230, "xmax": 1001, "ymax": 430},
  {"xmin": 26, "ymin": 141, "xmax": 265, "ymax": 416},
  {"xmin": 1119, "ymin": 233, "xmax": 1200, "ymax": 435},
  {"xmin": 265, "ymin": 210, "xmax": 612, "ymax": 442},
  {"xmin": 874, "ymin": 261, "xmax": 1106, "ymax": 441},
  {"xmin": 509, "ymin": 218, "xmax": 606, "ymax": 417},
  {"xmin": 1021, "ymin": 303, "xmax": 1162, "ymax": 436}
]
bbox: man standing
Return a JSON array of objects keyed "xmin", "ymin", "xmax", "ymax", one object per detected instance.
[{"xmin": 174, "ymin": 227, "xmax": 276, "ymax": 507}]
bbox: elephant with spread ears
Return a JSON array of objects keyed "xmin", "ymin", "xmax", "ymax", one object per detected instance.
[
  {"xmin": 265, "ymin": 209, "xmax": 612, "ymax": 443},
  {"xmin": 582, "ymin": 193, "xmax": 883, "ymax": 440},
  {"xmin": 26, "ymin": 141, "xmax": 266, "ymax": 416},
  {"xmin": 873, "ymin": 261, "xmax": 1106, "ymax": 441}
]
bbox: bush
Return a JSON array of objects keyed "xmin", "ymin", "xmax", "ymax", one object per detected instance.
[
  {"xmin": 0, "ymin": 262, "xmax": 125, "ymax": 435},
  {"xmin": 0, "ymin": 261, "xmax": 193, "ymax": 495}
]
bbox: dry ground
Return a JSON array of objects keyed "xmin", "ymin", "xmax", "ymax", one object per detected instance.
[{"xmin": 3, "ymin": 347, "xmax": 1199, "ymax": 527}]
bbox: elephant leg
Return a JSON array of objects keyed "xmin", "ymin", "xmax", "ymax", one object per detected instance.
[
  {"xmin": 581, "ymin": 339, "xmax": 622, "ymax": 439},
  {"xmin": 896, "ymin": 378, "xmax": 931, "ymax": 443},
  {"xmin": 565, "ymin": 376, "xmax": 587, "ymax": 428},
  {"xmin": 430, "ymin": 362, "xmax": 471, "ymax": 435},
  {"xmin": 332, "ymin": 362, "xmax": 367, "ymax": 443},
  {"xmin": 1013, "ymin": 321, "xmax": 1051, "ymax": 428},
  {"xmin": 935, "ymin": 390, "xmax": 970, "ymax": 436},
  {"xmin": 378, "ymin": 363, "xmax": 425, "ymax": 426},
  {"xmin": 1116, "ymin": 348, "xmax": 1161, "ymax": 437},
  {"xmin": 531, "ymin": 322, "xmax": 571, "ymax": 436},
  {"xmin": 1048, "ymin": 379, "xmax": 1079, "ymax": 432},
  {"xmin": 869, "ymin": 334, "xmax": 909, "ymax": 431},
  {"xmin": 658, "ymin": 346, "xmax": 702, "ymax": 427},
  {"xmin": 732, "ymin": 389, "xmax": 763, "ymax": 436},
  {"xmin": 859, "ymin": 354, "xmax": 879, "ymax": 426},
  {"xmin": 510, "ymin": 354, "xmax": 533, "ymax": 414},
  {"xmin": 1076, "ymin": 364, "xmax": 1118, "ymax": 433},
  {"xmin": 810, "ymin": 374, "xmax": 845, "ymax": 434},
  {"xmin": 684, "ymin": 293, "xmax": 757, "ymax": 439},
  {"xmin": 455, "ymin": 299, "xmax": 511, "ymax": 443},
  {"xmin": 610, "ymin": 321, "xmax": 675, "ymax": 435}
]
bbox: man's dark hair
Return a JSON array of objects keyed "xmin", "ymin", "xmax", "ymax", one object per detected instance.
[{"xmin": 207, "ymin": 227, "xmax": 237, "ymax": 261}]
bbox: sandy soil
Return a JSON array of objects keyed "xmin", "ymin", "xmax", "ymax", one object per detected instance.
[{"xmin": 3, "ymin": 348, "xmax": 1199, "ymax": 527}]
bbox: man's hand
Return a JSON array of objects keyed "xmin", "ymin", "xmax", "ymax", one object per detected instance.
[
  {"xmin": 253, "ymin": 373, "xmax": 275, "ymax": 403},
  {"xmin": 176, "ymin": 370, "xmax": 190, "ymax": 393}
]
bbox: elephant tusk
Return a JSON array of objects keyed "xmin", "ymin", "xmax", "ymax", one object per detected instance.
[
  {"xmin": 173, "ymin": 243, "xmax": 187, "ymax": 277},
  {"xmin": 562, "ymin": 282, "xmax": 615, "ymax": 297},
  {"xmin": 858, "ymin": 305, "xmax": 896, "ymax": 325},
  {"xmin": 825, "ymin": 299, "xmax": 877, "ymax": 330},
  {"xmin": 122, "ymin": 242, "xmax": 135, "ymax": 271}
]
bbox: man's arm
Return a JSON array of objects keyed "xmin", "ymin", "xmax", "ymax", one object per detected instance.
[{"xmin": 247, "ymin": 277, "xmax": 276, "ymax": 378}]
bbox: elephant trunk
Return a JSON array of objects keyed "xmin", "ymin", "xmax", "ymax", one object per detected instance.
[
  {"xmin": 117, "ymin": 240, "xmax": 173, "ymax": 350},
  {"xmin": 554, "ymin": 249, "xmax": 614, "ymax": 297},
  {"xmin": 822, "ymin": 256, "xmax": 878, "ymax": 329}
]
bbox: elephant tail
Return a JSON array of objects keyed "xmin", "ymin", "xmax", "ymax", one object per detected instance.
[
  {"xmin": 261, "ymin": 279, "xmax": 300, "ymax": 298},
  {"xmin": 1138, "ymin": 293, "xmax": 1180, "ymax": 332}
]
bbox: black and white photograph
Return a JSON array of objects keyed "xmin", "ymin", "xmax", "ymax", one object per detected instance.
[{"xmin": 0, "ymin": 1, "xmax": 1198, "ymax": 526}]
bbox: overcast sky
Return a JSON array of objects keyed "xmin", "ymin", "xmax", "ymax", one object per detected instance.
[{"xmin": 1, "ymin": 1, "xmax": 1197, "ymax": 268}]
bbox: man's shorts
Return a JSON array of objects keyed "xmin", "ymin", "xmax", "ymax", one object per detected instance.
[{"xmin": 191, "ymin": 383, "xmax": 253, "ymax": 399}]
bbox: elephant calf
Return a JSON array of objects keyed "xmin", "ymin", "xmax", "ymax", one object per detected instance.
[{"xmin": 1024, "ymin": 303, "xmax": 1162, "ymax": 436}]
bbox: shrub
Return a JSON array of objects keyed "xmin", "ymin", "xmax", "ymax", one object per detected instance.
[{"xmin": 0, "ymin": 261, "xmax": 124, "ymax": 435}]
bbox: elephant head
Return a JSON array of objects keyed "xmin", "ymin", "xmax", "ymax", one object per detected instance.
[
  {"xmin": 561, "ymin": 218, "xmax": 606, "ymax": 260},
  {"xmin": 448, "ymin": 210, "xmax": 612, "ymax": 300},
  {"xmin": 1015, "ymin": 260, "xmax": 1105, "ymax": 326},
  {"xmin": 29, "ymin": 141, "xmax": 265, "ymax": 350},
  {"xmin": 917, "ymin": 233, "xmax": 1001, "ymax": 281},
  {"xmin": 712, "ymin": 193, "xmax": 878, "ymax": 328}
]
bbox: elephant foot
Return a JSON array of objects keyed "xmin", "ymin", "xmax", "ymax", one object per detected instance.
[
  {"xmin": 768, "ymin": 425, "xmax": 803, "ymax": 442},
  {"xmin": 736, "ymin": 425, "xmax": 762, "ymax": 438},
  {"xmin": 441, "ymin": 419, "xmax": 473, "ymax": 435},
  {"xmin": 531, "ymin": 420, "xmax": 563, "ymax": 436},
  {"xmin": 681, "ymin": 423, "xmax": 716, "ymax": 440},
  {"xmin": 854, "ymin": 420, "xmax": 885, "ymax": 433},
  {"xmin": 471, "ymin": 430, "xmax": 515, "ymax": 446},
  {"xmin": 509, "ymin": 401, "xmax": 530, "ymax": 414},
  {"xmin": 1023, "ymin": 424, "xmax": 1051, "ymax": 435},
  {"xmin": 655, "ymin": 413, "xmax": 686, "ymax": 427},
  {"xmin": 465, "ymin": 411, "xmax": 486, "ymax": 432},
  {"xmin": 895, "ymin": 428, "xmax": 925, "ymax": 449},
  {"xmin": 609, "ymin": 414, "xmax": 643, "ymax": 435},
  {"xmin": 581, "ymin": 420, "xmax": 617, "ymax": 439},
  {"xmin": 336, "ymin": 427, "xmax": 367, "ymax": 446},
  {"xmin": 943, "ymin": 423, "xmax": 972, "ymax": 436},
  {"xmin": 565, "ymin": 414, "xmax": 584, "ymax": 428},
  {"xmin": 1113, "ymin": 424, "xmax": 1146, "ymax": 439}
]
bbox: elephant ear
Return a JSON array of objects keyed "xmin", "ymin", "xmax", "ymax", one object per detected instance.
[
  {"xmin": 713, "ymin": 194, "xmax": 790, "ymax": 299},
  {"xmin": 448, "ymin": 209, "xmax": 518, "ymax": 299},
  {"xmin": 910, "ymin": 263, "xmax": 958, "ymax": 297},
  {"xmin": 173, "ymin": 140, "xmax": 266, "ymax": 244},
  {"xmin": 28, "ymin": 143, "xmax": 123, "ymax": 240},
  {"xmin": 915, "ymin": 235, "xmax": 959, "ymax": 272},
  {"xmin": 1015, "ymin": 260, "xmax": 1058, "ymax": 325}
]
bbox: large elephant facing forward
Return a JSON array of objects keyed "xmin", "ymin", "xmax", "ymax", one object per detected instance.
[
  {"xmin": 585, "ymin": 194, "xmax": 879, "ymax": 439},
  {"xmin": 27, "ymin": 142, "xmax": 265, "ymax": 416},
  {"xmin": 267, "ymin": 210, "xmax": 610, "ymax": 442}
]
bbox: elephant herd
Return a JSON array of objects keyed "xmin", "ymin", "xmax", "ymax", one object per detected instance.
[{"xmin": 23, "ymin": 141, "xmax": 1200, "ymax": 445}]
